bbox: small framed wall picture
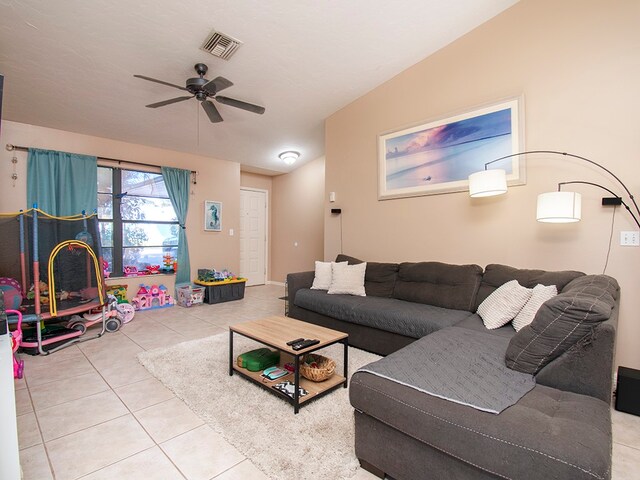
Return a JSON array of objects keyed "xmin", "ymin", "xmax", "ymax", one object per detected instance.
[{"xmin": 204, "ymin": 200, "xmax": 222, "ymax": 231}]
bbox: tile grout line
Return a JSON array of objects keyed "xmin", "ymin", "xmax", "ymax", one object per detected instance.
[
  {"xmin": 23, "ymin": 346, "xmax": 88, "ymax": 480},
  {"xmin": 109, "ymin": 321, "xmax": 195, "ymax": 480},
  {"xmin": 612, "ymin": 440, "xmax": 640, "ymax": 452}
]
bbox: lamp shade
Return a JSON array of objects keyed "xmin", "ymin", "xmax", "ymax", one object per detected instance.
[
  {"xmin": 536, "ymin": 191, "xmax": 581, "ymax": 223},
  {"xmin": 468, "ymin": 169, "xmax": 507, "ymax": 197}
]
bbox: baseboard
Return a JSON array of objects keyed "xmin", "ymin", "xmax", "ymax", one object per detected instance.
[{"xmin": 268, "ymin": 281, "xmax": 285, "ymax": 287}]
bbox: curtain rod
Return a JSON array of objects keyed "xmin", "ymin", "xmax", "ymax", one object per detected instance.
[{"xmin": 5, "ymin": 143, "xmax": 198, "ymax": 178}]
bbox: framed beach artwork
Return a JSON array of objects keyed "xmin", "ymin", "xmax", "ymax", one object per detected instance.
[
  {"xmin": 204, "ymin": 200, "xmax": 222, "ymax": 231},
  {"xmin": 378, "ymin": 97, "xmax": 525, "ymax": 200}
]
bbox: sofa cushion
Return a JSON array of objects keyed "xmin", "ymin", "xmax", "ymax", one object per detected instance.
[
  {"xmin": 506, "ymin": 275, "xmax": 619, "ymax": 375},
  {"xmin": 474, "ymin": 264, "xmax": 584, "ymax": 310},
  {"xmin": 350, "ymin": 373, "xmax": 611, "ymax": 480},
  {"xmin": 335, "ymin": 254, "xmax": 399, "ymax": 297},
  {"xmin": 477, "ymin": 280, "xmax": 532, "ymax": 329},
  {"xmin": 392, "ymin": 262, "xmax": 483, "ymax": 311},
  {"xmin": 294, "ymin": 289, "xmax": 474, "ymax": 338}
]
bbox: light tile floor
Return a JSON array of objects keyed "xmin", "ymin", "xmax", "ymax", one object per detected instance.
[{"xmin": 12, "ymin": 284, "xmax": 640, "ymax": 479}]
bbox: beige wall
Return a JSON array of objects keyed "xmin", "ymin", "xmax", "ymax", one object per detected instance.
[
  {"xmin": 240, "ymin": 171, "xmax": 273, "ymax": 281},
  {"xmin": 0, "ymin": 120, "xmax": 241, "ymax": 295},
  {"xmin": 271, "ymin": 157, "xmax": 325, "ymax": 283},
  {"xmin": 325, "ymin": 0, "xmax": 640, "ymax": 369}
]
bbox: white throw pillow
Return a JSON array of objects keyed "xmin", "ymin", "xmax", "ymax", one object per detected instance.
[
  {"xmin": 327, "ymin": 262, "xmax": 367, "ymax": 296},
  {"xmin": 311, "ymin": 261, "xmax": 347, "ymax": 290},
  {"xmin": 477, "ymin": 280, "xmax": 532, "ymax": 329},
  {"xmin": 512, "ymin": 284, "xmax": 558, "ymax": 332}
]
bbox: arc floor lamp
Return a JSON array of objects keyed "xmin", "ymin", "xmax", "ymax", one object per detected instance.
[{"xmin": 468, "ymin": 150, "xmax": 640, "ymax": 228}]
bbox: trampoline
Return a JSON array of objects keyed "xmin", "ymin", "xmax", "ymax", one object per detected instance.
[{"xmin": 0, "ymin": 208, "xmax": 107, "ymax": 355}]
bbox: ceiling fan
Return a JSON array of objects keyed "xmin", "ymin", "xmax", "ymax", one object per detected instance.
[{"xmin": 134, "ymin": 63, "xmax": 265, "ymax": 123}]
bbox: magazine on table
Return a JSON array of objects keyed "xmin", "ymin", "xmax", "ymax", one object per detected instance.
[{"xmin": 272, "ymin": 381, "xmax": 309, "ymax": 399}]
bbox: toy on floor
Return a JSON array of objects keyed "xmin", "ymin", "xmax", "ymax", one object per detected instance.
[
  {"xmin": 67, "ymin": 294, "xmax": 135, "ymax": 333},
  {"xmin": 0, "ymin": 209, "xmax": 108, "ymax": 356},
  {"xmin": 7, "ymin": 309, "xmax": 24, "ymax": 379},
  {"xmin": 106, "ymin": 284, "xmax": 128, "ymax": 304},
  {"xmin": 131, "ymin": 284, "xmax": 174, "ymax": 311},
  {"xmin": 176, "ymin": 284, "xmax": 205, "ymax": 308}
]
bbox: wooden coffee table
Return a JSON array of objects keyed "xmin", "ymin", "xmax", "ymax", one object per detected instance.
[{"xmin": 229, "ymin": 315, "xmax": 349, "ymax": 414}]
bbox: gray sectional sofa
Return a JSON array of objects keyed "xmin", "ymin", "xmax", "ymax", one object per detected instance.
[{"xmin": 286, "ymin": 255, "xmax": 619, "ymax": 480}]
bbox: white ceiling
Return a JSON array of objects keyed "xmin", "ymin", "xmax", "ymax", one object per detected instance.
[{"xmin": 0, "ymin": 0, "xmax": 518, "ymax": 175}]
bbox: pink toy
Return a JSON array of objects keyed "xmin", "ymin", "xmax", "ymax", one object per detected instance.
[
  {"xmin": 68, "ymin": 294, "xmax": 135, "ymax": 333},
  {"xmin": 7, "ymin": 310, "xmax": 25, "ymax": 379},
  {"xmin": 0, "ymin": 277, "xmax": 23, "ymax": 310},
  {"xmin": 131, "ymin": 284, "xmax": 174, "ymax": 311},
  {"xmin": 124, "ymin": 265, "xmax": 139, "ymax": 277}
]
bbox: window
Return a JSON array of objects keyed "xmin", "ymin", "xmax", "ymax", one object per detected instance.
[{"xmin": 97, "ymin": 167, "xmax": 179, "ymax": 276}]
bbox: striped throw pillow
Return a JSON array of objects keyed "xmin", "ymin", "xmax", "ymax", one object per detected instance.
[
  {"xmin": 512, "ymin": 284, "xmax": 558, "ymax": 332},
  {"xmin": 477, "ymin": 280, "xmax": 532, "ymax": 329}
]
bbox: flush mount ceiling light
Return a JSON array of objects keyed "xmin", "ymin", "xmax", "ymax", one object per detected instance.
[{"xmin": 279, "ymin": 151, "xmax": 300, "ymax": 165}]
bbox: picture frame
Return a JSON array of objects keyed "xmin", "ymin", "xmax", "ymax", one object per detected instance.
[
  {"xmin": 204, "ymin": 200, "xmax": 222, "ymax": 231},
  {"xmin": 378, "ymin": 96, "xmax": 525, "ymax": 200}
]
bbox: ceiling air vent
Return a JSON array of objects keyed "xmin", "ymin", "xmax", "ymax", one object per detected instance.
[{"xmin": 201, "ymin": 30, "xmax": 242, "ymax": 60}]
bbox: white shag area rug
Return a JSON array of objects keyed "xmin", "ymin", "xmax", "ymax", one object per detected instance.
[{"xmin": 138, "ymin": 333, "xmax": 380, "ymax": 480}]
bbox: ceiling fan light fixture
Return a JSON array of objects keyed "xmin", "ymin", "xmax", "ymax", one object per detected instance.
[{"xmin": 279, "ymin": 151, "xmax": 300, "ymax": 165}]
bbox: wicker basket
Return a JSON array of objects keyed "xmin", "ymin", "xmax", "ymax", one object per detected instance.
[{"xmin": 300, "ymin": 354, "xmax": 336, "ymax": 382}]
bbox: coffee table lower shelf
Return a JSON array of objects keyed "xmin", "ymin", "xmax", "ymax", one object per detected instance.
[{"xmin": 232, "ymin": 364, "xmax": 346, "ymax": 408}]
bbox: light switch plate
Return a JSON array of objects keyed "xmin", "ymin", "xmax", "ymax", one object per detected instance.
[{"xmin": 620, "ymin": 231, "xmax": 640, "ymax": 246}]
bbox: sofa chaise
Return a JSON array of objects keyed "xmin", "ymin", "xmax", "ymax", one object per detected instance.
[{"xmin": 286, "ymin": 255, "xmax": 619, "ymax": 480}]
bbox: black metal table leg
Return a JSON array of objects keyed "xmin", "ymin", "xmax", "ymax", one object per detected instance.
[
  {"xmin": 294, "ymin": 354, "xmax": 300, "ymax": 414},
  {"xmin": 343, "ymin": 337, "xmax": 349, "ymax": 388},
  {"xmin": 229, "ymin": 330, "xmax": 234, "ymax": 376}
]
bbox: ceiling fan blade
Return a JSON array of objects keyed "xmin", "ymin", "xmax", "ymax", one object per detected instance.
[
  {"xmin": 145, "ymin": 96, "xmax": 193, "ymax": 108},
  {"xmin": 202, "ymin": 76, "xmax": 234, "ymax": 95},
  {"xmin": 215, "ymin": 96, "xmax": 266, "ymax": 115},
  {"xmin": 201, "ymin": 100, "xmax": 224, "ymax": 123},
  {"xmin": 133, "ymin": 75, "xmax": 188, "ymax": 91}
]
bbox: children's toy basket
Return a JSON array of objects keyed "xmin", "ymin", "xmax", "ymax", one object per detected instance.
[{"xmin": 300, "ymin": 354, "xmax": 335, "ymax": 382}]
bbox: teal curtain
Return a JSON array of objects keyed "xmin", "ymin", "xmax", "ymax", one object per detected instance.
[
  {"xmin": 161, "ymin": 166, "xmax": 191, "ymax": 285},
  {"xmin": 27, "ymin": 148, "xmax": 97, "ymax": 216}
]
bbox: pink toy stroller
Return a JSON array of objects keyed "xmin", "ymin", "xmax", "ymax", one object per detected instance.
[{"xmin": 7, "ymin": 310, "xmax": 24, "ymax": 379}]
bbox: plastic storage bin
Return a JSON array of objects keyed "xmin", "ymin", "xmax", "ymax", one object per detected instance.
[{"xmin": 194, "ymin": 279, "xmax": 246, "ymax": 304}]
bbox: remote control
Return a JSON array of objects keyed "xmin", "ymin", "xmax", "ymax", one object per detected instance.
[
  {"xmin": 292, "ymin": 339, "xmax": 320, "ymax": 351},
  {"xmin": 286, "ymin": 338, "xmax": 305, "ymax": 346}
]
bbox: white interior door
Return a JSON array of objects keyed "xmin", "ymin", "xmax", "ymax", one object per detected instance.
[{"xmin": 240, "ymin": 188, "xmax": 267, "ymax": 286}]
